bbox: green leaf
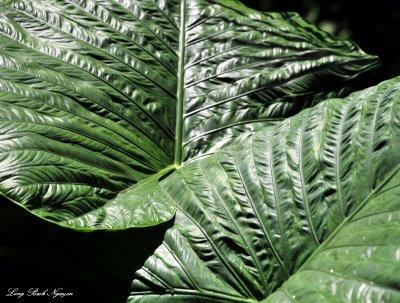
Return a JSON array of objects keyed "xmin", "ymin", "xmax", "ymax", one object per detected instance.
[
  {"xmin": 176, "ymin": 1, "xmax": 378, "ymax": 162},
  {"xmin": 264, "ymin": 167, "xmax": 400, "ymax": 303},
  {"xmin": 0, "ymin": 0, "xmax": 378, "ymax": 228},
  {"xmin": 128, "ymin": 76, "xmax": 400, "ymax": 302},
  {"xmin": 62, "ymin": 166, "xmax": 176, "ymax": 229}
]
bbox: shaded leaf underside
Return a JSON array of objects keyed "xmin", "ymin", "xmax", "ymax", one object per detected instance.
[
  {"xmin": 128, "ymin": 76, "xmax": 400, "ymax": 302},
  {"xmin": 0, "ymin": 0, "xmax": 378, "ymax": 227}
]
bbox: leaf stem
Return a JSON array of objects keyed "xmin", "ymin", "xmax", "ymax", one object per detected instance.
[{"xmin": 174, "ymin": 0, "xmax": 187, "ymax": 167}]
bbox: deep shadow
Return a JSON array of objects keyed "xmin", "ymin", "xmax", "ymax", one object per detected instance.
[{"xmin": 0, "ymin": 200, "xmax": 172, "ymax": 303}]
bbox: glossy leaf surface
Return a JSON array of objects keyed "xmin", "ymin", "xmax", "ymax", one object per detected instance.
[
  {"xmin": 128, "ymin": 76, "xmax": 400, "ymax": 302},
  {"xmin": 0, "ymin": 0, "xmax": 378, "ymax": 228},
  {"xmin": 264, "ymin": 167, "xmax": 400, "ymax": 303},
  {"xmin": 179, "ymin": 1, "xmax": 378, "ymax": 161}
]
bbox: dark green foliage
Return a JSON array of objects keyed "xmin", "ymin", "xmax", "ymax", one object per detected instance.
[{"xmin": 0, "ymin": 1, "xmax": 398, "ymax": 302}]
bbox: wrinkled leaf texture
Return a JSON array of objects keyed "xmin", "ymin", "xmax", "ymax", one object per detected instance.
[
  {"xmin": 0, "ymin": 0, "xmax": 378, "ymax": 228},
  {"xmin": 129, "ymin": 76, "xmax": 400, "ymax": 302}
]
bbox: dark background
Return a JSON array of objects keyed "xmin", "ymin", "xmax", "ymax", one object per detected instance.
[{"xmin": 242, "ymin": 0, "xmax": 400, "ymax": 84}]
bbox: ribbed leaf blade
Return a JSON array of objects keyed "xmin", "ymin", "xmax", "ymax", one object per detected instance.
[
  {"xmin": 0, "ymin": 0, "xmax": 180, "ymax": 227},
  {"xmin": 129, "ymin": 76, "xmax": 400, "ymax": 302},
  {"xmin": 180, "ymin": 0, "xmax": 379, "ymax": 161},
  {"xmin": 62, "ymin": 166, "xmax": 176, "ymax": 229},
  {"xmin": 264, "ymin": 167, "xmax": 400, "ymax": 303},
  {"xmin": 0, "ymin": 0, "xmax": 379, "ymax": 228}
]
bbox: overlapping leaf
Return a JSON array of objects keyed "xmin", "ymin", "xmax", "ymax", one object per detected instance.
[
  {"xmin": 0, "ymin": 0, "xmax": 378, "ymax": 228},
  {"xmin": 129, "ymin": 76, "xmax": 400, "ymax": 302}
]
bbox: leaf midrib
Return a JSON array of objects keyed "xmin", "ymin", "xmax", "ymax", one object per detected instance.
[{"xmin": 174, "ymin": 0, "xmax": 187, "ymax": 167}]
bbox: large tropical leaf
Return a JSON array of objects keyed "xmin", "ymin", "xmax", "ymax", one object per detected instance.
[
  {"xmin": 0, "ymin": 0, "xmax": 378, "ymax": 228},
  {"xmin": 128, "ymin": 76, "xmax": 400, "ymax": 302}
]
